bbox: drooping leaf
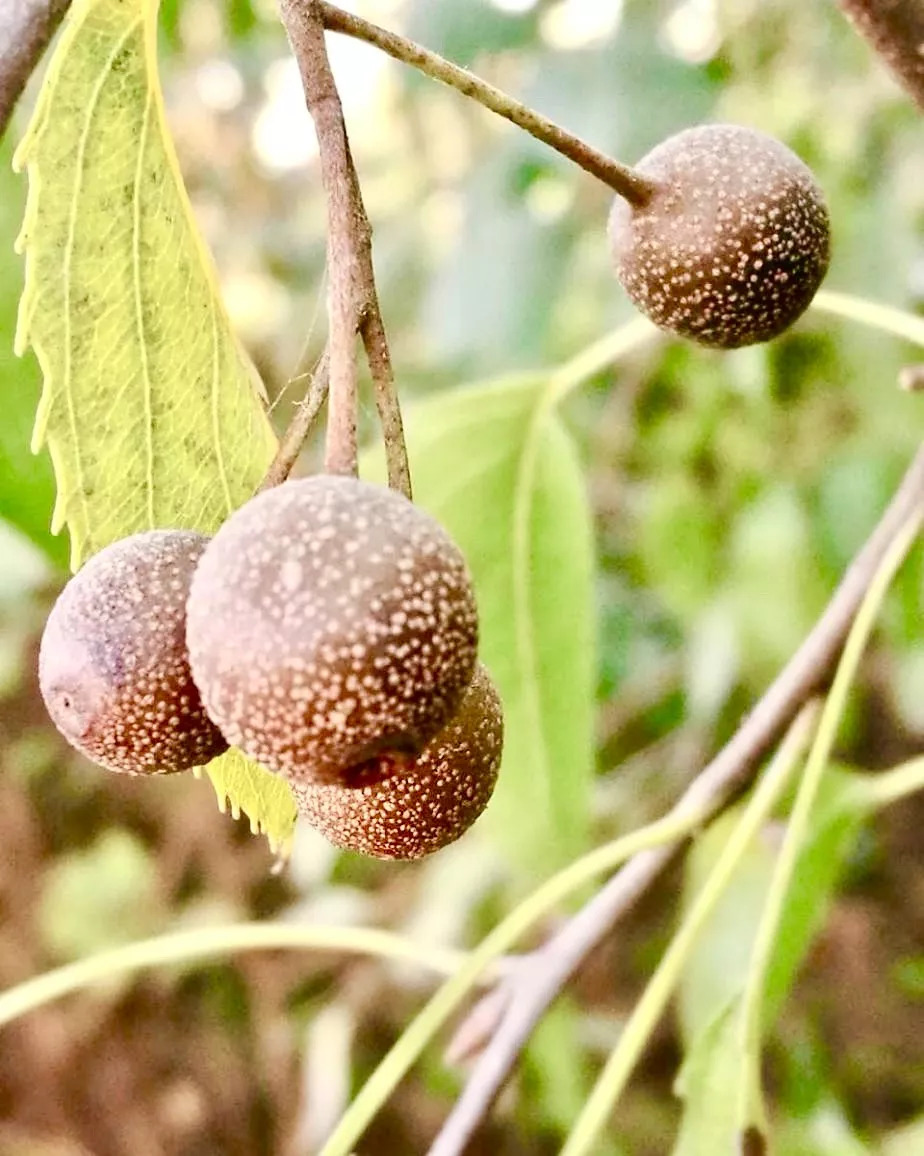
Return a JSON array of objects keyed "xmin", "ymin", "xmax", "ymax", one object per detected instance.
[
  {"xmin": 14, "ymin": 0, "xmax": 277, "ymax": 567},
  {"xmin": 673, "ymin": 770, "xmax": 868, "ymax": 1153},
  {"xmin": 14, "ymin": 0, "xmax": 296, "ymax": 849},
  {"xmin": 676, "ymin": 811, "xmax": 773, "ymax": 1048},
  {"xmin": 672, "ymin": 1000, "xmax": 765, "ymax": 1156},
  {"xmin": 679, "ymin": 772, "xmax": 865, "ymax": 1046},
  {"xmin": 365, "ymin": 375, "xmax": 595, "ymax": 874},
  {"xmin": 760, "ymin": 771, "xmax": 866, "ymax": 1024}
]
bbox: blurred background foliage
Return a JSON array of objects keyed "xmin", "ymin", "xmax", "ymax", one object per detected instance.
[{"xmin": 3, "ymin": 0, "xmax": 924, "ymax": 1152}]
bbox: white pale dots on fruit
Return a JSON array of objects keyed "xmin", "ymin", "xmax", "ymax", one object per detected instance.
[
  {"xmin": 38, "ymin": 530, "xmax": 228, "ymax": 776},
  {"xmin": 185, "ymin": 475, "xmax": 480, "ymax": 787},
  {"xmin": 609, "ymin": 124, "xmax": 831, "ymax": 348},
  {"xmin": 292, "ymin": 665, "xmax": 504, "ymax": 860}
]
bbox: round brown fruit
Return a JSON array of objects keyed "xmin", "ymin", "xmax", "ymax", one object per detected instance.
[
  {"xmin": 186, "ymin": 475, "xmax": 479, "ymax": 785},
  {"xmin": 38, "ymin": 530, "xmax": 228, "ymax": 775},
  {"xmin": 292, "ymin": 664, "xmax": 503, "ymax": 860},
  {"xmin": 609, "ymin": 123, "xmax": 830, "ymax": 348}
]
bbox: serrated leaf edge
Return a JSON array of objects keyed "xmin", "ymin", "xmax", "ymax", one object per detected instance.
[{"xmin": 12, "ymin": 0, "xmax": 269, "ymax": 567}]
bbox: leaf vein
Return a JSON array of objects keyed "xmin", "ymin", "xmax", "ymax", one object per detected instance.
[
  {"xmin": 61, "ymin": 20, "xmax": 144, "ymax": 558},
  {"xmin": 133, "ymin": 85, "xmax": 156, "ymax": 526}
]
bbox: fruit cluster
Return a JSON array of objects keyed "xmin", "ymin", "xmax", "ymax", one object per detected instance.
[{"xmin": 38, "ymin": 476, "xmax": 503, "ymax": 860}]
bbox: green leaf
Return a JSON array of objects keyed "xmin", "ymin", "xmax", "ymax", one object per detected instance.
[
  {"xmin": 673, "ymin": 771, "xmax": 868, "ymax": 1154},
  {"xmin": 676, "ymin": 812, "xmax": 774, "ymax": 1047},
  {"xmin": 365, "ymin": 374, "xmax": 595, "ymax": 874},
  {"xmin": 524, "ymin": 1000, "xmax": 604, "ymax": 1145},
  {"xmin": 14, "ymin": 0, "xmax": 277, "ymax": 568},
  {"xmin": 13, "ymin": 0, "xmax": 296, "ymax": 850},
  {"xmin": 679, "ymin": 770, "xmax": 864, "ymax": 1044},
  {"xmin": 775, "ymin": 1105, "xmax": 872, "ymax": 1156},
  {"xmin": 672, "ymin": 1000, "xmax": 766, "ymax": 1156},
  {"xmin": 761, "ymin": 771, "xmax": 866, "ymax": 1024}
]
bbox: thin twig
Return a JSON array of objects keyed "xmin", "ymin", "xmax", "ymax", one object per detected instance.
[
  {"xmin": 279, "ymin": 0, "xmax": 360, "ymax": 478},
  {"xmin": 837, "ymin": 0, "xmax": 924, "ymax": 111},
  {"xmin": 258, "ymin": 349, "xmax": 330, "ymax": 491},
  {"xmin": 360, "ymin": 293, "xmax": 412, "ymax": 499},
  {"xmin": 0, "ymin": 0, "xmax": 70, "ymax": 140},
  {"xmin": 429, "ymin": 444, "xmax": 924, "ymax": 1156},
  {"xmin": 319, "ymin": 2, "xmax": 657, "ymax": 207},
  {"xmin": 279, "ymin": 0, "xmax": 412, "ymax": 498}
]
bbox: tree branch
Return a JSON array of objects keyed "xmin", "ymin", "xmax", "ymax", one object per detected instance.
[
  {"xmin": 0, "ymin": 0, "xmax": 70, "ymax": 140},
  {"xmin": 319, "ymin": 2, "xmax": 657, "ymax": 207},
  {"xmin": 279, "ymin": 0, "xmax": 359, "ymax": 478},
  {"xmin": 428, "ymin": 443, "xmax": 924, "ymax": 1156},
  {"xmin": 278, "ymin": 0, "xmax": 412, "ymax": 497},
  {"xmin": 837, "ymin": 0, "xmax": 924, "ymax": 111}
]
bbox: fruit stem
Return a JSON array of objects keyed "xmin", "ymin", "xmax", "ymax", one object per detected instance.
[
  {"xmin": 280, "ymin": 0, "xmax": 360, "ymax": 480},
  {"xmin": 279, "ymin": 0, "xmax": 413, "ymax": 498},
  {"xmin": 258, "ymin": 347, "xmax": 330, "ymax": 491},
  {"xmin": 319, "ymin": 2, "xmax": 658, "ymax": 207}
]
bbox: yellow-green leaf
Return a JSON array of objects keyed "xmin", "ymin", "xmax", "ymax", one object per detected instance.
[
  {"xmin": 199, "ymin": 751, "xmax": 297, "ymax": 856},
  {"xmin": 14, "ymin": 0, "xmax": 275, "ymax": 564},
  {"xmin": 13, "ymin": 0, "xmax": 296, "ymax": 849}
]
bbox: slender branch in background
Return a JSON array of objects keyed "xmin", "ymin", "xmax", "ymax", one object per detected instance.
[
  {"xmin": 258, "ymin": 348, "xmax": 330, "ymax": 491},
  {"xmin": 0, "ymin": 0, "xmax": 70, "ymax": 141},
  {"xmin": 279, "ymin": 0, "xmax": 360, "ymax": 478},
  {"xmin": 837, "ymin": 0, "xmax": 924, "ymax": 111},
  {"xmin": 279, "ymin": 0, "xmax": 412, "ymax": 498},
  {"xmin": 319, "ymin": 2, "xmax": 657, "ymax": 207},
  {"xmin": 428, "ymin": 444, "xmax": 924, "ymax": 1156}
]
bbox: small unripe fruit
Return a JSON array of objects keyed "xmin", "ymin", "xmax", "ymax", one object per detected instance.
[
  {"xmin": 186, "ymin": 475, "xmax": 479, "ymax": 785},
  {"xmin": 39, "ymin": 530, "xmax": 228, "ymax": 775},
  {"xmin": 609, "ymin": 124, "xmax": 831, "ymax": 348},
  {"xmin": 293, "ymin": 664, "xmax": 503, "ymax": 859}
]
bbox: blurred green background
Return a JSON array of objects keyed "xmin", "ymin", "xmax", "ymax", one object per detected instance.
[{"xmin": 2, "ymin": 0, "xmax": 924, "ymax": 1152}]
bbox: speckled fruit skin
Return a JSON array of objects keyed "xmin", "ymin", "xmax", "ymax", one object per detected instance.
[
  {"xmin": 186, "ymin": 475, "xmax": 479, "ymax": 785},
  {"xmin": 39, "ymin": 530, "xmax": 228, "ymax": 775},
  {"xmin": 293, "ymin": 664, "xmax": 503, "ymax": 859},
  {"xmin": 609, "ymin": 124, "xmax": 831, "ymax": 348}
]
